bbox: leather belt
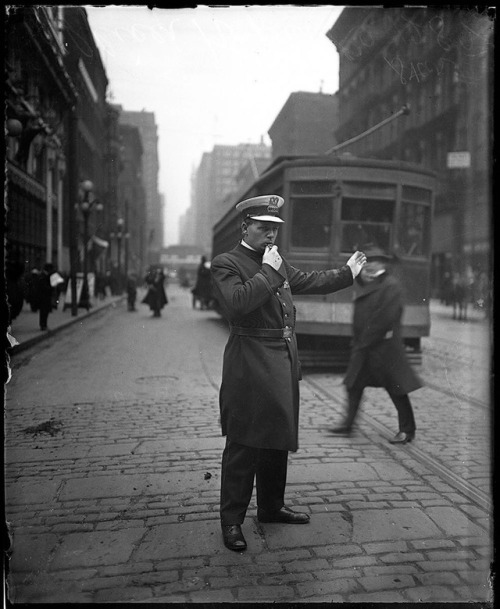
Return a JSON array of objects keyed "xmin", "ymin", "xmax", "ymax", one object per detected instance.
[{"xmin": 230, "ymin": 326, "xmax": 294, "ymax": 339}]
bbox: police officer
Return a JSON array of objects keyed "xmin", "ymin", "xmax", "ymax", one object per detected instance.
[
  {"xmin": 210, "ymin": 195, "xmax": 366, "ymax": 551},
  {"xmin": 329, "ymin": 246, "xmax": 421, "ymax": 443}
]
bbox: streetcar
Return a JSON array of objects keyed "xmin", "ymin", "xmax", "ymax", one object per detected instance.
[{"xmin": 212, "ymin": 153, "xmax": 436, "ymax": 367}]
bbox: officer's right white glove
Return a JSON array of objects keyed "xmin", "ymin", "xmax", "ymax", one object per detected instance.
[
  {"xmin": 262, "ymin": 245, "xmax": 283, "ymax": 271},
  {"xmin": 346, "ymin": 250, "xmax": 367, "ymax": 278}
]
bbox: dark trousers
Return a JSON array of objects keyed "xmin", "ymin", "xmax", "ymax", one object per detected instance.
[
  {"xmin": 220, "ymin": 438, "xmax": 288, "ymax": 525},
  {"xmin": 39, "ymin": 305, "xmax": 50, "ymax": 329},
  {"xmin": 344, "ymin": 386, "xmax": 416, "ymax": 434}
]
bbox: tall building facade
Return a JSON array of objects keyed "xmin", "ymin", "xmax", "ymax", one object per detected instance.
[
  {"xmin": 5, "ymin": 6, "xmax": 77, "ymax": 274},
  {"xmin": 62, "ymin": 7, "xmax": 112, "ymax": 280},
  {"xmin": 327, "ymin": 6, "xmax": 493, "ymax": 295},
  {"xmin": 118, "ymin": 109, "xmax": 163, "ymax": 265},
  {"xmin": 5, "ymin": 7, "xmax": 121, "ymax": 287},
  {"xmin": 268, "ymin": 91, "xmax": 339, "ymax": 159},
  {"xmin": 188, "ymin": 142, "xmax": 271, "ymax": 255},
  {"xmin": 116, "ymin": 124, "xmax": 147, "ymax": 279}
]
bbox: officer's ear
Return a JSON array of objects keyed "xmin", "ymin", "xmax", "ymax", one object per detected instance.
[{"xmin": 241, "ymin": 221, "xmax": 248, "ymax": 235}]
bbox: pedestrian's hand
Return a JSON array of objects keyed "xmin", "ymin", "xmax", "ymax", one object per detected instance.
[
  {"xmin": 262, "ymin": 245, "xmax": 283, "ymax": 271},
  {"xmin": 346, "ymin": 251, "xmax": 367, "ymax": 278}
]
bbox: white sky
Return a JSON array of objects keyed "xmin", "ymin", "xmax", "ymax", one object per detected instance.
[{"xmin": 85, "ymin": 5, "xmax": 344, "ymax": 246}]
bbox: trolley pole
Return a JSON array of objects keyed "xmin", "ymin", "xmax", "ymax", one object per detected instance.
[{"xmin": 325, "ymin": 105, "xmax": 410, "ymax": 155}]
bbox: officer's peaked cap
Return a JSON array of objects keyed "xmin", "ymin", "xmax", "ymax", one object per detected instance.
[{"xmin": 236, "ymin": 195, "xmax": 284, "ymax": 223}]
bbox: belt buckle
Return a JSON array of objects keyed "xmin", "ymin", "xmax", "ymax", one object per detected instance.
[{"xmin": 283, "ymin": 327, "xmax": 292, "ymax": 339}]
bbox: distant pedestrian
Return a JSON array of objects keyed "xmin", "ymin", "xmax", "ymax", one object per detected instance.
[
  {"xmin": 95, "ymin": 272, "xmax": 107, "ymax": 300},
  {"xmin": 24, "ymin": 265, "xmax": 41, "ymax": 312},
  {"xmin": 142, "ymin": 266, "xmax": 168, "ymax": 317},
  {"xmin": 329, "ymin": 247, "xmax": 421, "ymax": 444},
  {"xmin": 191, "ymin": 255, "xmax": 212, "ymax": 309},
  {"xmin": 32, "ymin": 263, "xmax": 57, "ymax": 331},
  {"xmin": 210, "ymin": 194, "xmax": 366, "ymax": 552},
  {"xmin": 440, "ymin": 271, "xmax": 453, "ymax": 306},
  {"xmin": 450, "ymin": 271, "xmax": 471, "ymax": 321},
  {"xmin": 126, "ymin": 273, "xmax": 138, "ymax": 311}
]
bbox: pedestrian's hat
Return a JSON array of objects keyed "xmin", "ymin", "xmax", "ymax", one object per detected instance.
[
  {"xmin": 236, "ymin": 195, "xmax": 284, "ymax": 223},
  {"xmin": 364, "ymin": 245, "xmax": 397, "ymax": 263}
]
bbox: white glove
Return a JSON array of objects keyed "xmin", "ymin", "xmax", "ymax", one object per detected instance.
[
  {"xmin": 262, "ymin": 245, "xmax": 283, "ymax": 271},
  {"xmin": 346, "ymin": 250, "xmax": 367, "ymax": 278}
]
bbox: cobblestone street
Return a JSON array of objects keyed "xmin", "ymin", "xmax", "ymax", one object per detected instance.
[{"xmin": 5, "ymin": 284, "xmax": 493, "ymax": 604}]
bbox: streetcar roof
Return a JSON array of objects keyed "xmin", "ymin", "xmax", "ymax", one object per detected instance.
[
  {"xmin": 261, "ymin": 153, "xmax": 437, "ymax": 179},
  {"xmin": 213, "ymin": 153, "xmax": 436, "ymax": 232}
]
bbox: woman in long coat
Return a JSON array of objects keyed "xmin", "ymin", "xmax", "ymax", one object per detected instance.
[
  {"xmin": 142, "ymin": 267, "xmax": 168, "ymax": 317},
  {"xmin": 330, "ymin": 247, "xmax": 422, "ymax": 444},
  {"xmin": 210, "ymin": 194, "xmax": 366, "ymax": 551}
]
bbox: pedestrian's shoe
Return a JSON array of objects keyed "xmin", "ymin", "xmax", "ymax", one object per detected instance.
[
  {"xmin": 221, "ymin": 524, "xmax": 247, "ymax": 551},
  {"xmin": 257, "ymin": 506, "xmax": 310, "ymax": 524},
  {"xmin": 389, "ymin": 431, "xmax": 415, "ymax": 444},
  {"xmin": 327, "ymin": 426, "xmax": 352, "ymax": 436}
]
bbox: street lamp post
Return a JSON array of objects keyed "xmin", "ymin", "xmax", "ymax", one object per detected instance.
[
  {"xmin": 124, "ymin": 230, "xmax": 130, "ymax": 280},
  {"xmin": 76, "ymin": 180, "xmax": 102, "ymax": 309},
  {"xmin": 116, "ymin": 217, "xmax": 124, "ymax": 294}
]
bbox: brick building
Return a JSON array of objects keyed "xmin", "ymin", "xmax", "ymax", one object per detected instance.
[
  {"xmin": 327, "ymin": 6, "xmax": 493, "ymax": 294},
  {"xmin": 268, "ymin": 91, "xmax": 339, "ymax": 159}
]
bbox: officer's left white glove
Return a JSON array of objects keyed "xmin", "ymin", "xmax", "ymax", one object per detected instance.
[
  {"xmin": 262, "ymin": 245, "xmax": 283, "ymax": 271},
  {"xmin": 346, "ymin": 251, "xmax": 367, "ymax": 278}
]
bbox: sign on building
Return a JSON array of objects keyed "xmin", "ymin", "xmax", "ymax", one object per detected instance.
[{"xmin": 447, "ymin": 151, "xmax": 471, "ymax": 169}]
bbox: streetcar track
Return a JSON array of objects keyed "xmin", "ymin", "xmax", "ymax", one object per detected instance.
[{"xmin": 304, "ymin": 375, "xmax": 492, "ymax": 513}]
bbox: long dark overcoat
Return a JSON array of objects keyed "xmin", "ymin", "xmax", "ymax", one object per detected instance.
[
  {"xmin": 142, "ymin": 272, "xmax": 168, "ymax": 311},
  {"xmin": 343, "ymin": 271, "xmax": 422, "ymax": 395},
  {"xmin": 211, "ymin": 243, "xmax": 353, "ymax": 452}
]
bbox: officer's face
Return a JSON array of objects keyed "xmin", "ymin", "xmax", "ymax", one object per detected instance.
[{"xmin": 244, "ymin": 221, "xmax": 280, "ymax": 253}]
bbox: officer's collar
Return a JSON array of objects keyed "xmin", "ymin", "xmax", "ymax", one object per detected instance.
[{"xmin": 241, "ymin": 240, "xmax": 258, "ymax": 252}]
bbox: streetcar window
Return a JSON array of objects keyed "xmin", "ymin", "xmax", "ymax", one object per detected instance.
[
  {"xmin": 290, "ymin": 198, "xmax": 332, "ymax": 248},
  {"xmin": 291, "ymin": 181, "xmax": 337, "ymax": 195},
  {"xmin": 399, "ymin": 201, "xmax": 430, "ymax": 257},
  {"xmin": 343, "ymin": 182, "xmax": 396, "ymax": 198},
  {"xmin": 402, "ymin": 185, "xmax": 432, "ymax": 203},
  {"xmin": 340, "ymin": 198, "xmax": 394, "ymax": 252}
]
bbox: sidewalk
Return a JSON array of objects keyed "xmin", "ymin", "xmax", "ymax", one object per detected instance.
[
  {"xmin": 428, "ymin": 298, "xmax": 488, "ymax": 324},
  {"xmin": 7, "ymin": 293, "xmax": 126, "ymax": 354}
]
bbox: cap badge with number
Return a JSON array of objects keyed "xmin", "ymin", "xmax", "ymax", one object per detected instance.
[{"xmin": 236, "ymin": 195, "xmax": 285, "ymax": 223}]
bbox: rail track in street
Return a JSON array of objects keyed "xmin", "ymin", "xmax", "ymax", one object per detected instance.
[{"xmin": 302, "ymin": 371, "xmax": 492, "ymax": 514}]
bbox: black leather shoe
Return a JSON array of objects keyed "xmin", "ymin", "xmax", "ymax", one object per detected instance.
[
  {"xmin": 327, "ymin": 426, "xmax": 352, "ymax": 436},
  {"xmin": 221, "ymin": 525, "xmax": 247, "ymax": 551},
  {"xmin": 389, "ymin": 431, "xmax": 415, "ymax": 444},
  {"xmin": 257, "ymin": 506, "xmax": 310, "ymax": 524}
]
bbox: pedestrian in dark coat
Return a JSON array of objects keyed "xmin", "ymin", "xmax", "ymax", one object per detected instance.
[
  {"xmin": 126, "ymin": 273, "xmax": 138, "ymax": 311},
  {"xmin": 142, "ymin": 267, "xmax": 168, "ymax": 317},
  {"xmin": 329, "ymin": 247, "xmax": 422, "ymax": 444},
  {"xmin": 33, "ymin": 263, "xmax": 56, "ymax": 331},
  {"xmin": 191, "ymin": 256, "xmax": 212, "ymax": 309},
  {"xmin": 210, "ymin": 194, "xmax": 367, "ymax": 551}
]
